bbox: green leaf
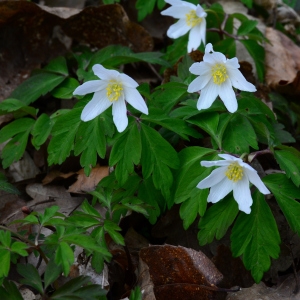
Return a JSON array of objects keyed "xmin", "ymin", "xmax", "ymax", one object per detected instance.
[
  {"xmin": 32, "ymin": 113, "xmax": 53, "ymax": 149},
  {"xmin": 263, "ymin": 173, "xmax": 300, "ymax": 235},
  {"xmin": 240, "ymin": 0, "xmax": 253, "ymax": 8},
  {"xmin": 140, "ymin": 123, "xmax": 179, "ymax": 198},
  {"xmin": 43, "ymin": 56, "xmax": 68, "ymax": 76},
  {"xmin": 273, "ymin": 123, "xmax": 295, "ymax": 144},
  {"xmin": 17, "ymin": 264, "xmax": 43, "ymax": 294},
  {"xmin": 138, "ymin": 177, "xmax": 162, "ymax": 224},
  {"xmin": 0, "ymin": 231, "xmax": 10, "ymax": 248},
  {"xmin": 81, "ymin": 199, "xmax": 101, "ymax": 218},
  {"xmin": 239, "ymin": 39, "xmax": 265, "ymax": 82},
  {"xmin": 40, "ymin": 205, "xmax": 60, "ymax": 224},
  {"xmin": 222, "ymin": 114, "xmax": 258, "ymax": 154},
  {"xmin": 231, "ymin": 191, "xmax": 280, "ymax": 283},
  {"xmin": 48, "ymin": 108, "xmax": 81, "ymax": 165},
  {"xmin": 0, "ymin": 98, "xmax": 34, "ymax": 115},
  {"xmin": 67, "ymin": 214, "xmax": 100, "ymax": 228},
  {"xmin": 104, "ymin": 220, "xmax": 125, "ymax": 246},
  {"xmin": 0, "ymin": 280, "xmax": 23, "ymax": 300},
  {"xmin": 130, "ymin": 286, "xmax": 142, "ymax": 300},
  {"xmin": 214, "ymin": 38, "xmax": 236, "ymax": 58},
  {"xmin": 10, "ymin": 242, "xmax": 28, "ymax": 256},
  {"xmin": 0, "ymin": 118, "xmax": 35, "ymax": 144},
  {"xmin": 174, "ymin": 147, "xmax": 217, "ymax": 204},
  {"xmin": 10, "ymin": 72, "xmax": 66, "ymax": 105},
  {"xmin": 55, "ymin": 241, "xmax": 74, "ymax": 276},
  {"xmin": 74, "ymin": 115, "xmax": 106, "ymax": 174},
  {"xmin": 51, "ymin": 78, "xmax": 79, "ymax": 99},
  {"xmin": 136, "ymin": 0, "xmax": 156, "ymax": 21},
  {"xmin": 274, "ymin": 147, "xmax": 300, "ymax": 186},
  {"xmin": 109, "ymin": 121, "xmax": 141, "ymax": 185},
  {"xmin": 0, "ymin": 178, "xmax": 20, "ymax": 195},
  {"xmin": 237, "ymin": 20, "xmax": 258, "ymax": 35},
  {"xmin": 44, "ymin": 260, "xmax": 62, "ymax": 289},
  {"xmin": 180, "ymin": 189, "xmax": 208, "ymax": 230},
  {"xmin": 0, "ymin": 249, "xmax": 10, "ymax": 277},
  {"xmin": 198, "ymin": 195, "xmax": 239, "ymax": 245}
]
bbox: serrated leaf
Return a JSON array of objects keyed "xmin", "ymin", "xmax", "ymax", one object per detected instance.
[
  {"xmin": 55, "ymin": 241, "xmax": 74, "ymax": 276},
  {"xmin": 274, "ymin": 147, "xmax": 300, "ymax": 186},
  {"xmin": 32, "ymin": 113, "xmax": 53, "ymax": 149},
  {"xmin": 67, "ymin": 215, "xmax": 100, "ymax": 228},
  {"xmin": 48, "ymin": 108, "xmax": 81, "ymax": 165},
  {"xmin": 231, "ymin": 191, "xmax": 280, "ymax": 283},
  {"xmin": 10, "ymin": 72, "xmax": 65, "ymax": 105},
  {"xmin": 10, "ymin": 241, "xmax": 28, "ymax": 256},
  {"xmin": 222, "ymin": 114, "xmax": 258, "ymax": 154},
  {"xmin": 104, "ymin": 220, "xmax": 125, "ymax": 246},
  {"xmin": 263, "ymin": 173, "xmax": 300, "ymax": 235},
  {"xmin": 43, "ymin": 56, "xmax": 68, "ymax": 76},
  {"xmin": 0, "ymin": 179, "xmax": 20, "ymax": 195},
  {"xmin": 214, "ymin": 38, "xmax": 236, "ymax": 57},
  {"xmin": 44, "ymin": 260, "xmax": 62, "ymax": 289},
  {"xmin": 273, "ymin": 123, "xmax": 295, "ymax": 144},
  {"xmin": 0, "ymin": 249, "xmax": 10, "ymax": 277},
  {"xmin": 140, "ymin": 123, "xmax": 179, "ymax": 198},
  {"xmin": 237, "ymin": 20, "xmax": 258, "ymax": 35},
  {"xmin": 17, "ymin": 264, "xmax": 43, "ymax": 293},
  {"xmin": 198, "ymin": 195, "xmax": 239, "ymax": 245},
  {"xmin": 239, "ymin": 39, "xmax": 265, "ymax": 82},
  {"xmin": 1, "ymin": 280, "xmax": 23, "ymax": 300},
  {"xmin": 180, "ymin": 189, "xmax": 208, "ymax": 230},
  {"xmin": 51, "ymin": 78, "xmax": 80, "ymax": 99},
  {"xmin": 136, "ymin": 0, "xmax": 155, "ymax": 21},
  {"xmin": 109, "ymin": 121, "xmax": 141, "ymax": 185},
  {"xmin": 81, "ymin": 199, "xmax": 101, "ymax": 218}
]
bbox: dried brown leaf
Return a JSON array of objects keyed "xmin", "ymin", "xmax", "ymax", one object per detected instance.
[
  {"xmin": 265, "ymin": 27, "xmax": 300, "ymax": 95},
  {"xmin": 140, "ymin": 244, "xmax": 224, "ymax": 300}
]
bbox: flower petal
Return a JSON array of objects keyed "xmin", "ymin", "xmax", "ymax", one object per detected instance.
[
  {"xmin": 204, "ymin": 50, "xmax": 227, "ymax": 64},
  {"xmin": 226, "ymin": 57, "xmax": 240, "ymax": 69},
  {"xmin": 124, "ymin": 87, "xmax": 148, "ymax": 115},
  {"xmin": 227, "ymin": 68, "xmax": 256, "ymax": 92},
  {"xmin": 112, "ymin": 98, "xmax": 128, "ymax": 132},
  {"xmin": 92, "ymin": 64, "xmax": 119, "ymax": 80},
  {"xmin": 81, "ymin": 89, "xmax": 112, "ymax": 121},
  {"xmin": 197, "ymin": 166, "xmax": 228, "ymax": 189},
  {"xmin": 119, "ymin": 73, "xmax": 139, "ymax": 88},
  {"xmin": 232, "ymin": 176, "xmax": 252, "ymax": 214},
  {"xmin": 244, "ymin": 168, "xmax": 270, "ymax": 194},
  {"xmin": 187, "ymin": 74, "xmax": 210, "ymax": 93},
  {"xmin": 197, "ymin": 80, "xmax": 219, "ymax": 110},
  {"xmin": 218, "ymin": 154, "xmax": 242, "ymax": 162},
  {"xmin": 201, "ymin": 160, "xmax": 230, "ymax": 167},
  {"xmin": 218, "ymin": 80, "xmax": 238, "ymax": 113},
  {"xmin": 187, "ymin": 24, "xmax": 202, "ymax": 52},
  {"xmin": 189, "ymin": 61, "xmax": 211, "ymax": 76},
  {"xmin": 196, "ymin": 5, "xmax": 207, "ymax": 18},
  {"xmin": 167, "ymin": 18, "xmax": 191, "ymax": 39},
  {"xmin": 161, "ymin": 5, "xmax": 192, "ymax": 18},
  {"xmin": 205, "ymin": 43, "xmax": 213, "ymax": 54},
  {"xmin": 207, "ymin": 177, "xmax": 233, "ymax": 203},
  {"xmin": 73, "ymin": 80, "xmax": 106, "ymax": 96}
]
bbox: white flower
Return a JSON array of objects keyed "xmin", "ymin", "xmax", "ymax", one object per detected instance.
[
  {"xmin": 73, "ymin": 64, "xmax": 148, "ymax": 132},
  {"xmin": 187, "ymin": 43, "xmax": 256, "ymax": 113},
  {"xmin": 197, "ymin": 154, "xmax": 270, "ymax": 214},
  {"xmin": 161, "ymin": 0, "xmax": 207, "ymax": 53}
]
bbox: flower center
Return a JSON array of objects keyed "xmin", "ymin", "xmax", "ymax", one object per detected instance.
[
  {"xmin": 225, "ymin": 162, "xmax": 243, "ymax": 182},
  {"xmin": 185, "ymin": 10, "xmax": 202, "ymax": 27},
  {"xmin": 106, "ymin": 80, "xmax": 123, "ymax": 102},
  {"xmin": 211, "ymin": 63, "xmax": 228, "ymax": 85}
]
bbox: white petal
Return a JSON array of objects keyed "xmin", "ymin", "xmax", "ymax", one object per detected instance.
[
  {"xmin": 218, "ymin": 154, "xmax": 242, "ymax": 162},
  {"xmin": 112, "ymin": 99, "xmax": 128, "ymax": 132},
  {"xmin": 198, "ymin": 19, "xmax": 206, "ymax": 44},
  {"xmin": 124, "ymin": 87, "xmax": 148, "ymax": 115},
  {"xmin": 167, "ymin": 19, "xmax": 191, "ymax": 39},
  {"xmin": 226, "ymin": 57, "xmax": 240, "ymax": 69},
  {"xmin": 119, "ymin": 73, "xmax": 139, "ymax": 88},
  {"xmin": 205, "ymin": 43, "xmax": 213, "ymax": 54},
  {"xmin": 197, "ymin": 80, "xmax": 219, "ymax": 110},
  {"xmin": 201, "ymin": 160, "xmax": 230, "ymax": 167},
  {"xmin": 189, "ymin": 61, "xmax": 211, "ymax": 76},
  {"xmin": 187, "ymin": 24, "xmax": 202, "ymax": 52},
  {"xmin": 73, "ymin": 80, "xmax": 105, "ymax": 96},
  {"xmin": 232, "ymin": 176, "xmax": 252, "ymax": 214},
  {"xmin": 81, "ymin": 90, "xmax": 112, "ymax": 122},
  {"xmin": 92, "ymin": 64, "xmax": 119, "ymax": 80},
  {"xmin": 204, "ymin": 51, "xmax": 227, "ymax": 64},
  {"xmin": 196, "ymin": 5, "xmax": 207, "ymax": 18},
  {"xmin": 161, "ymin": 5, "xmax": 192, "ymax": 18},
  {"xmin": 218, "ymin": 80, "xmax": 238, "ymax": 113},
  {"xmin": 187, "ymin": 74, "xmax": 210, "ymax": 93},
  {"xmin": 207, "ymin": 177, "xmax": 233, "ymax": 203},
  {"xmin": 197, "ymin": 166, "xmax": 228, "ymax": 189},
  {"xmin": 227, "ymin": 68, "xmax": 256, "ymax": 92},
  {"xmin": 244, "ymin": 168, "xmax": 270, "ymax": 194}
]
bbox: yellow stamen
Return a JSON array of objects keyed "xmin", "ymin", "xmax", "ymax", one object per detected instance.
[
  {"xmin": 106, "ymin": 80, "xmax": 123, "ymax": 102},
  {"xmin": 225, "ymin": 162, "xmax": 243, "ymax": 182},
  {"xmin": 185, "ymin": 10, "xmax": 202, "ymax": 27},
  {"xmin": 211, "ymin": 64, "xmax": 228, "ymax": 85}
]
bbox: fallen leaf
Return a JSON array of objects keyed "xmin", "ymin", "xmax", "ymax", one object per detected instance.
[
  {"xmin": 140, "ymin": 244, "xmax": 224, "ymax": 300},
  {"xmin": 265, "ymin": 27, "xmax": 300, "ymax": 95},
  {"xmin": 67, "ymin": 166, "xmax": 109, "ymax": 193}
]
